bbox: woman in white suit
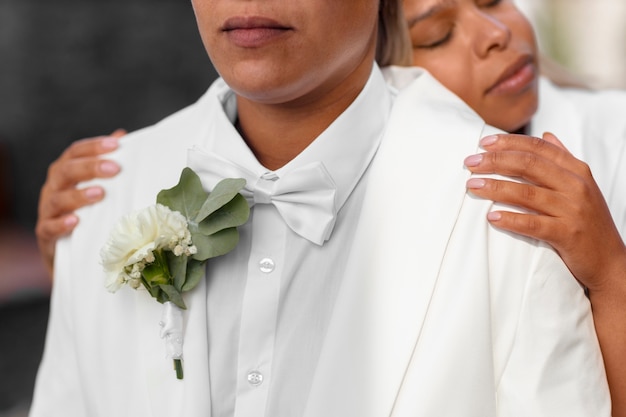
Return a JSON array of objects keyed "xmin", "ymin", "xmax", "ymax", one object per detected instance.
[
  {"xmin": 398, "ymin": 0, "xmax": 626, "ymax": 414},
  {"xmin": 32, "ymin": 0, "xmax": 609, "ymax": 415},
  {"xmin": 37, "ymin": 2, "xmax": 626, "ymax": 410}
]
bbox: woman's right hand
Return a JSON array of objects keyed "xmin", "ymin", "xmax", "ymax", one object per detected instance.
[
  {"xmin": 464, "ymin": 132, "xmax": 626, "ymax": 295},
  {"xmin": 464, "ymin": 132, "xmax": 626, "ymax": 417},
  {"xmin": 36, "ymin": 129, "xmax": 125, "ymax": 278}
]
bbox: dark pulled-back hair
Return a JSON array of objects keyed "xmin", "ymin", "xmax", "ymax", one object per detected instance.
[{"xmin": 377, "ymin": 0, "xmax": 412, "ymax": 67}]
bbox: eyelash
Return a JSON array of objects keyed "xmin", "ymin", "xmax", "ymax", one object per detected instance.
[
  {"xmin": 416, "ymin": 31, "xmax": 453, "ymax": 50},
  {"xmin": 480, "ymin": 0, "xmax": 503, "ymax": 8}
]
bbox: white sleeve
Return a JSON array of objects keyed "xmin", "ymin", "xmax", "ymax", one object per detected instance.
[{"xmin": 495, "ymin": 244, "xmax": 611, "ymax": 416}]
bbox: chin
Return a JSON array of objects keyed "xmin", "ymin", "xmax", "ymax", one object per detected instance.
[{"xmin": 486, "ymin": 94, "xmax": 538, "ymax": 134}]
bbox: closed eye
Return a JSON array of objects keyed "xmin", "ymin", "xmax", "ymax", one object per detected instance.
[{"xmin": 414, "ymin": 31, "xmax": 453, "ymax": 49}]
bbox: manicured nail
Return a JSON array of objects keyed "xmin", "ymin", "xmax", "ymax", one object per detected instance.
[
  {"xmin": 487, "ymin": 211, "xmax": 502, "ymax": 221},
  {"xmin": 464, "ymin": 154, "xmax": 483, "ymax": 167},
  {"xmin": 480, "ymin": 135, "xmax": 499, "ymax": 147},
  {"xmin": 99, "ymin": 160, "xmax": 120, "ymax": 175},
  {"xmin": 466, "ymin": 178, "xmax": 486, "ymax": 189},
  {"xmin": 101, "ymin": 137, "xmax": 119, "ymax": 150},
  {"xmin": 64, "ymin": 215, "xmax": 78, "ymax": 227},
  {"xmin": 85, "ymin": 186, "xmax": 104, "ymax": 200}
]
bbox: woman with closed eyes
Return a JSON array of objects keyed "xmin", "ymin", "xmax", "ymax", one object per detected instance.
[{"xmin": 392, "ymin": 0, "xmax": 626, "ymax": 414}]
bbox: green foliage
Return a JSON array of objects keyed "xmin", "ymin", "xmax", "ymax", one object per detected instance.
[{"xmin": 142, "ymin": 167, "xmax": 249, "ymax": 309}]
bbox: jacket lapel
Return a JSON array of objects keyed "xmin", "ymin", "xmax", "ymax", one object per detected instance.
[
  {"xmin": 131, "ymin": 88, "xmax": 222, "ymax": 417},
  {"xmin": 304, "ymin": 71, "xmax": 497, "ymax": 416}
]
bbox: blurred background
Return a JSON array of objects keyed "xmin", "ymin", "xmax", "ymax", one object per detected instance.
[
  {"xmin": 0, "ymin": 0, "xmax": 624, "ymax": 415},
  {"xmin": 517, "ymin": 0, "xmax": 626, "ymax": 89},
  {"xmin": 0, "ymin": 1, "xmax": 217, "ymax": 415}
]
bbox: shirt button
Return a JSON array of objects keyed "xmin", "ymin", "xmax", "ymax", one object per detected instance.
[
  {"xmin": 247, "ymin": 371, "xmax": 263, "ymax": 386},
  {"xmin": 259, "ymin": 258, "xmax": 275, "ymax": 273}
]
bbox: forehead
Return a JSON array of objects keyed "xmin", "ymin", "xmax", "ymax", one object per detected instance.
[{"xmin": 403, "ymin": 0, "xmax": 457, "ymax": 25}]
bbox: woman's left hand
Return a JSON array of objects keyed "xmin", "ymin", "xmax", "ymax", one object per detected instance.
[{"xmin": 464, "ymin": 132, "xmax": 626, "ymax": 294}]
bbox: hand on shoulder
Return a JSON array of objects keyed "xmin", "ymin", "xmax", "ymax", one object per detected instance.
[{"xmin": 36, "ymin": 129, "xmax": 125, "ymax": 277}]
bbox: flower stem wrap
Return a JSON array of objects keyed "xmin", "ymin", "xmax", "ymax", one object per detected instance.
[{"xmin": 160, "ymin": 301, "xmax": 184, "ymax": 379}]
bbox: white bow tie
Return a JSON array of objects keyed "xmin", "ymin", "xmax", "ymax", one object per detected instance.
[{"xmin": 187, "ymin": 148, "xmax": 338, "ymax": 245}]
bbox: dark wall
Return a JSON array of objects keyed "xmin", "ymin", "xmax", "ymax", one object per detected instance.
[{"xmin": 0, "ymin": 0, "xmax": 219, "ymax": 228}]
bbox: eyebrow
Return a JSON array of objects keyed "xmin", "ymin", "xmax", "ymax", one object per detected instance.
[{"xmin": 406, "ymin": 0, "xmax": 455, "ymax": 28}]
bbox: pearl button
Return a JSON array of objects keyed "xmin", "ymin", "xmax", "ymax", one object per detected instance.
[
  {"xmin": 259, "ymin": 258, "xmax": 275, "ymax": 273},
  {"xmin": 247, "ymin": 371, "xmax": 263, "ymax": 386}
]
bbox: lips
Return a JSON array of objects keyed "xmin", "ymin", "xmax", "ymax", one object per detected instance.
[
  {"xmin": 486, "ymin": 55, "xmax": 537, "ymax": 95},
  {"xmin": 222, "ymin": 16, "xmax": 293, "ymax": 48}
]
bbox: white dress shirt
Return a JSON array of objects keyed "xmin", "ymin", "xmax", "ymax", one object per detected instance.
[{"xmin": 192, "ymin": 68, "xmax": 393, "ymax": 417}]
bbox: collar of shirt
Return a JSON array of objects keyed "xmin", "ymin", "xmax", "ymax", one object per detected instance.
[{"xmin": 194, "ymin": 64, "xmax": 394, "ymax": 233}]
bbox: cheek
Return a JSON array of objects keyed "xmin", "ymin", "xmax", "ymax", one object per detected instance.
[
  {"xmin": 414, "ymin": 53, "xmax": 480, "ymax": 106},
  {"xmin": 313, "ymin": 3, "xmax": 378, "ymax": 59},
  {"xmin": 506, "ymin": 11, "xmax": 538, "ymax": 54},
  {"xmin": 190, "ymin": 2, "xmax": 219, "ymax": 61}
]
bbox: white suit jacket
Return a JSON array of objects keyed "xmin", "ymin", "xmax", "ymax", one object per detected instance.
[{"xmin": 30, "ymin": 69, "xmax": 610, "ymax": 416}]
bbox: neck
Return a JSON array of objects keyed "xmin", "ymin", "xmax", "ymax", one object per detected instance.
[{"xmin": 235, "ymin": 64, "xmax": 374, "ymax": 171}]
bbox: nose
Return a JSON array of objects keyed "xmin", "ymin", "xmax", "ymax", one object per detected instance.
[{"xmin": 472, "ymin": 12, "xmax": 511, "ymax": 57}]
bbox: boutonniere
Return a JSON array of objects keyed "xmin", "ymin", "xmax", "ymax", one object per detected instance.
[{"xmin": 100, "ymin": 167, "xmax": 249, "ymax": 379}]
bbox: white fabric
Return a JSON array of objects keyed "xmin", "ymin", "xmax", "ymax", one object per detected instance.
[
  {"xmin": 30, "ymin": 65, "xmax": 393, "ymax": 417},
  {"xmin": 192, "ymin": 67, "xmax": 392, "ymax": 417},
  {"xmin": 187, "ymin": 149, "xmax": 337, "ymax": 245},
  {"xmin": 30, "ymin": 67, "xmax": 610, "ymax": 417},
  {"xmin": 337, "ymin": 67, "xmax": 609, "ymax": 417},
  {"xmin": 532, "ymin": 77, "xmax": 626, "ymax": 234}
]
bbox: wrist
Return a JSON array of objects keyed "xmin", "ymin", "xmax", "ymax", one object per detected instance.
[{"xmin": 587, "ymin": 252, "xmax": 626, "ymax": 314}]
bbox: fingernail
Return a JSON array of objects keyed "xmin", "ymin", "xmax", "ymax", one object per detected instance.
[
  {"xmin": 99, "ymin": 161, "xmax": 120, "ymax": 175},
  {"xmin": 101, "ymin": 137, "xmax": 119, "ymax": 150},
  {"xmin": 466, "ymin": 178, "xmax": 486, "ymax": 189},
  {"xmin": 487, "ymin": 211, "xmax": 502, "ymax": 221},
  {"xmin": 480, "ymin": 135, "xmax": 499, "ymax": 147},
  {"xmin": 464, "ymin": 154, "xmax": 483, "ymax": 167},
  {"xmin": 64, "ymin": 215, "xmax": 78, "ymax": 227},
  {"xmin": 85, "ymin": 186, "xmax": 104, "ymax": 200}
]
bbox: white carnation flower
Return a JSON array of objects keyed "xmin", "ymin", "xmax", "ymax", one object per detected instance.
[{"xmin": 100, "ymin": 204, "xmax": 195, "ymax": 292}]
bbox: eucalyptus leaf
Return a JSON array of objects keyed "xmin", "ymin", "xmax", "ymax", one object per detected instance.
[
  {"xmin": 182, "ymin": 259, "xmax": 206, "ymax": 292},
  {"xmin": 195, "ymin": 178, "xmax": 247, "ymax": 222},
  {"xmin": 197, "ymin": 194, "xmax": 250, "ymax": 235},
  {"xmin": 155, "ymin": 288, "xmax": 167, "ymax": 304},
  {"xmin": 166, "ymin": 251, "xmax": 188, "ymax": 292},
  {"xmin": 191, "ymin": 228, "xmax": 240, "ymax": 261},
  {"xmin": 159, "ymin": 285, "xmax": 187, "ymax": 310},
  {"xmin": 157, "ymin": 167, "xmax": 208, "ymax": 221}
]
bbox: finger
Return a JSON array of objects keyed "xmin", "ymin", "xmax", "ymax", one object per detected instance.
[
  {"xmin": 36, "ymin": 214, "xmax": 80, "ymax": 241},
  {"xmin": 36, "ymin": 214, "xmax": 80, "ymax": 277},
  {"xmin": 40, "ymin": 186, "xmax": 105, "ymax": 219},
  {"xmin": 60, "ymin": 134, "xmax": 121, "ymax": 160},
  {"xmin": 478, "ymin": 133, "xmax": 588, "ymax": 176},
  {"xmin": 466, "ymin": 177, "xmax": 570, "ymax": 217},
  {"xmin": 541, "ymin": 131, "xmax": 566, "ymax": 150},
  {"xmin": 110, "ymin": 128, "xmax": 127, "ymax": 138},
  {"xmin": 484, "ymin": 210, "xmax": 565, "ymax": 245},
  {"xmin": 464, "ymin": 150, "xmax": 577, "ymax": 191},
  {"xmin": 46, "ymin": 157, "xmax": 120, "ymax": 190}
]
